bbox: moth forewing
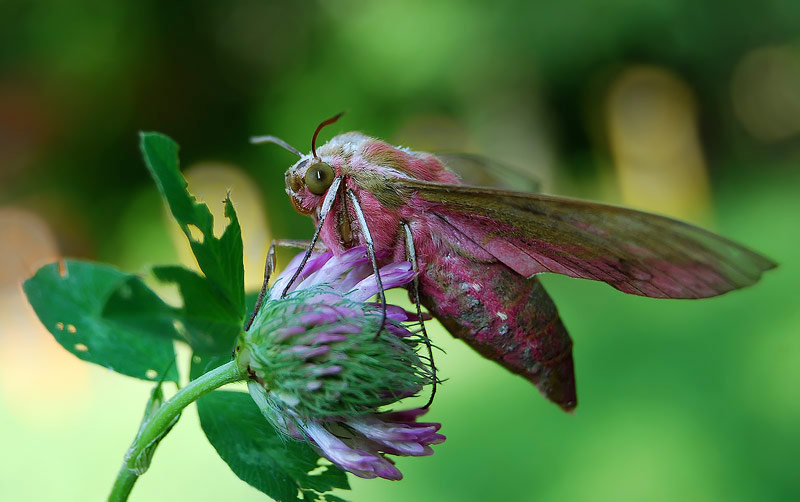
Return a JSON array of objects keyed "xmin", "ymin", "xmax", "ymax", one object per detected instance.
[{"xmin": 389, "ymin": 177, "xmax": 776, "ymax": 298}]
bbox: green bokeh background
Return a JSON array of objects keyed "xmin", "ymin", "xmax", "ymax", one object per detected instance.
[{"xmin": 1, "ymin": 1, "xmax": 798, "ymax": 501}]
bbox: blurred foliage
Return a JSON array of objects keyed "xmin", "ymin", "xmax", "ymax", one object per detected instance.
[
  {"xmin": 3, "ymin": 0, "xmax": 800, "ymax": 258},
  {"xmin": 1, "ymin": 1, "xmax": 798, "ymax": 501}
]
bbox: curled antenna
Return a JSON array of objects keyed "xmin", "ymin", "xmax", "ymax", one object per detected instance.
[
  {"xmin": 311, "ymin": 112, "xmax": 344, "ymax": 159},
  {"xmin": 250, "ymin": 135, "xmax": 303, "ymax": 157}
]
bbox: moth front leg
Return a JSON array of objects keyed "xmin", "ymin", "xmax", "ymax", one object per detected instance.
[
  {"xmin": 280, "ymin": 176, "xmax": 342, "ymax": 299},
  {"xmin": 346, "ymin": 189, "xmax": 387, "ymax": 338},
  {"xmin": 245, "ymin": 238, "xmax": 327, "ymax": 331}
]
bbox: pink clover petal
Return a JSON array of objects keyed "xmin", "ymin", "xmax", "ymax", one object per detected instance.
[
  {"xmin": 272, "ymin": 325, "xmax": 306, "ymax": 342},
  {"xmin": 296, "ymin": 311, "xmax": 339, "ymax": 326},
  {"xmin": 309, "ymin": 333, "xmax": 348, "ymax": 344},
  {"xmin": 333, "ymin": 411, "xmax": 445, "ymax": 458},
  {"xmin": 283, "ymin": 247, "xmax": 318, "ymax": 270},
  {"xmin": 349, "ymin": 417, "xmax": 440, "ymax": 444},
  {"xmin": 379, "ymin": 407, "xmax": 430, "ymax": 422},
  {"xmin": 295, "ymin": 252, "xmax": 334, "ymax": 282},
  {"xmin": 310, "ymin": 365, "xmax": 343, "ymax": 377},
  {"xmin": 302, "ymin": 248, "xmax": 370, "ymax": 288},
  {"xmin": 303, "ymin": 292, "xmax": 347, "ymax": 307},
  {"xmin": 302, "ymin": 422, "xmax": 402, "ymax": 480},
  {"xmin": 286, "ymin": 345, "xmax": 330, "ymax": 358},
  {"xmin": 323, "ymin": 323, "xmax": 362, "ymax": 334},
  {"xmin": 269, "ymin": 251, "xmax": 333, "ymax": 299},
  {"xmin": 377, "ymin": 262, "xmax": 415, "ymax": 288},
  {"xmin": 397, "ymin": 308, "xmax": 433, "ymax": 322},
  {"xmin": 348, "ymin": 263, "xmax": 414, "ymax": 301},
  {"xmin": 330, "ymin": 305, "xmax": 361, "ymax": 317},
  {"xmin": 384, "ymin": 324, "xmax": 414, "ymax": 338},
  {"xmin": 337, "ymin": 262, "xmax": 374, "ymax": 292},
  {"xmin": 383, "ymin": 304, "xmax": 412, "ymax": 321},
  {"xmin": 334, "ymin": 245, "xmax": 371, "ymax": 265}
]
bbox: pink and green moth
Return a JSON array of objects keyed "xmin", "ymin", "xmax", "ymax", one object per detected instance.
[{"xmin": 253, "ymin": 114, "xmax": 776, "ymax": 412}]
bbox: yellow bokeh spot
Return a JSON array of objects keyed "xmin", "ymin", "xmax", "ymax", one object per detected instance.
[
  {"xmin": 606, "ymin": 66, "xmax": 712, "ymax": 223},
  {"xmin": 0, "ymin": 207, "xmax": 91, "ymax": 424},
  {"xmin": 166, "ymin": 163, "xmax": 271, "ymax": 291},
  {"xmin": 731, "ymin": 45, "xmax": 800, "ymax": 143}
]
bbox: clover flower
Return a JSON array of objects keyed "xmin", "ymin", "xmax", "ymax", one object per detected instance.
[{"xmin": 237, "ymin": 246, "xmax": 444, "ymax": 480}]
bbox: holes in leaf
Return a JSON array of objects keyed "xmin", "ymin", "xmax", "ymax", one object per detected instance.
[
  {"xmin": 172, "ymin": 319, "xmax": 187, "ymax": 334},
  {"xmin": 308, "ymin": 457, "xmax": 335, "ymax": 476},
  {"xmin": 186, "ymin": 224, "xmax": 204, "ymax": 243},
  {"xmin": 56, "ymin": 322, "xmax": 64, "ymax": 331},
  {"xmin": 74, "ymin": 343, "xmax": 89, "ymax": 352},
  {"xmin": 307, "ymin": 465, "xmax": 329, "ymax": 476},
  {"xmin": 145, "ymin": 369, "xmax": 158, "ymax": 379},
  {"xmin": 66, "ymin": 324, "xmax": 77, "ymax": 333}
]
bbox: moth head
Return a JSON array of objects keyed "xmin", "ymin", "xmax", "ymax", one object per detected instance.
[
  {"xmin": 284, "ymin": 157, "xmax": 339, "ymax": 215},
  {"xmin": 282, "ymin": 112, "xmax": 346, "ymax": 215}
]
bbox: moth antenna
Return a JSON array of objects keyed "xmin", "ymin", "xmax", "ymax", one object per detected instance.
[
  {"xmin": 250, "ymin": 135, "xmax": 303, "ymax": 157},
  {"xmin": 346, "ymin": 189, "xmax": 387, "ymax": 339},
  {"xmin": 402, "ymin": 222, "xmax": 437, "ymax": 408},
  {"xmin": 311, "ymin": 112, "xmax": 345, "ymax": 159}
]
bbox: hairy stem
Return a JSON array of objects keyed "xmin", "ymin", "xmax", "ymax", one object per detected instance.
[{"xmin": 108, "ymin": 360, "xmax": 246, "ymax": 502}]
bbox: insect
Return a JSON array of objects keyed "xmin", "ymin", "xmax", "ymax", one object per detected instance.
[{"xmin": 252, "ymin": 114, "xmax": 776, "ymax": 412}]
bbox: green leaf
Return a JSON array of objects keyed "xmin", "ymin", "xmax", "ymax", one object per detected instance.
[
  {"xmin": 301, "ymin": 490, "xmax": 350, "ymax": 502},
  {"xmin": 139, "ymin": 132, "xmax": 245, "ymax": 323},
  {"xmin": 152, "ymin": 265, "xmax": 241, "ymax": 354},
  {"xmin": 102, "ymin": 273, "xmax": 183, "ymax": 341},
  {"xmin": 198, "ymin": 391, "xmax": 349, "ymax": 501},
  {"xmin": 23, "ymin": 260, "xmax": 179, "ymax": 382},
  {"xmin": 321, "ymin": 494, "xmax": 348, "ymax": 502}
]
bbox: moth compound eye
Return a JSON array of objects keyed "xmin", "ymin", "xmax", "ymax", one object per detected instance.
[{"xmin": 304, "ymin": 162, "xmax": 335, "ymax": 195}]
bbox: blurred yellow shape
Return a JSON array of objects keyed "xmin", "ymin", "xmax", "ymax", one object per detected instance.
[
  {"xmin": 607, "ymin": 66, "xmax": 711, "ymax": 223},
  {"xmin": 0, "ymin": 207, "xmax": 90, "ymax": 424},
  {"xmin": 167, "ymin": 163, "xmax": 271, "ymax": 291},
  {"xmin": 731, "ymin": 44, "xmax": 800, "ymax": 143}
]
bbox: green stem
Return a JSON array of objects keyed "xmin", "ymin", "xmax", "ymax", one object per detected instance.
[{"xmin": 108, "ymin": 360, "xmax": 246, "ymax": 502}]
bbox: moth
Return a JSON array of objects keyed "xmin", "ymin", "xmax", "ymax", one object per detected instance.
[{"xmin": 252, "ymin": 114, "xmax": 776, "ymax": 412}]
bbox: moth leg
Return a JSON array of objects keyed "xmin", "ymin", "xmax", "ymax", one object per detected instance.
[
  {"xmin": 401, "ymin": 221, "xmax": 437, "ymax": 408},
  {"xmin": 346, "ymin": 188, "xmax": 387, "ymax": 338},
  {"xmin": 280, "ymin": 176, "xmax": 342, "ymax": 299},
  {"xmin": 245, "ymin": 239, "xmax": 325, "ymax": 331}
]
